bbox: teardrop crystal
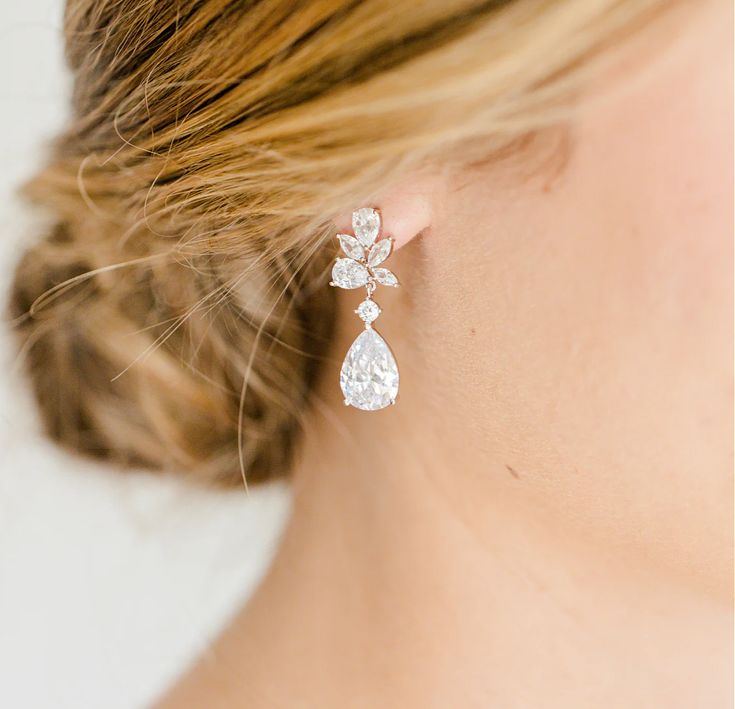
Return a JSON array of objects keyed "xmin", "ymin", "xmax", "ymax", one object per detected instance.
[
  {"xmin": 340, "ymin": 328, "xmax": 399, "ymax": 411},
  {"xmin": 352, "ymin": 207, "xmax": 381, "ymax": 248},
  {"xmin": 331, "ymin": 258, "xmax": 370, "ymax": 289}
]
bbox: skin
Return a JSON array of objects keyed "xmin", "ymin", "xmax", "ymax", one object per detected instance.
[{"xmin": 158, "ymin": 3, "xmax": 732, "ymax": 707}]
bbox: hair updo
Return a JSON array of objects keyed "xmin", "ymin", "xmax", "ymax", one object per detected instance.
[{"xmin": 10, "ymin": 0, "xmax": 662, "ymax": 485}]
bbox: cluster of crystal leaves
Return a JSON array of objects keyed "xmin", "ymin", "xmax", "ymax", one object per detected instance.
[
  {"xmin": 330, "ymin": 208, "xmax": 399, "ymax": 289},
  {"xmin": 340, "ymin": 328, "xmax": 399, "ymax": 411}
]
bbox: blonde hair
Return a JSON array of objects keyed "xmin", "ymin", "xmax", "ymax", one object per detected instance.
[{"xmin": 11, "ymin": 0, "xmax": 663, "ymax": 486}]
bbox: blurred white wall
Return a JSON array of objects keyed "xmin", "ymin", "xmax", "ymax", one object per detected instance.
[{"xmin": 0, "ymin": 3, "xmax": 290, "ymax": 707}]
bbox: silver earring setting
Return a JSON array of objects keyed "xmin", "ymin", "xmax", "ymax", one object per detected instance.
[{"xmin": 330, "ymin": 207, "xmax": 399, "ymax": 411}]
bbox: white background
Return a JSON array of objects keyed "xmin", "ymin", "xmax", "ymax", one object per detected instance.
[{"xmin": 0, "ymin": 3, "xmax": 290, "ymax": 707}]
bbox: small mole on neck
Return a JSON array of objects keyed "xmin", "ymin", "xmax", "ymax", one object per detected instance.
[{"xmin": 505, "ymin": 464, "xmax": 520, "ymax": 480}]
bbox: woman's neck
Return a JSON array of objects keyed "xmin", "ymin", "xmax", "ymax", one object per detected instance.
[{"xmin": 159, "ymin": 390, "xmax": 730, "ymax": 708}]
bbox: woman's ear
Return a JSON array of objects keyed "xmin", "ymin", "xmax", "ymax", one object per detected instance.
[{"xmin": 333, "ymin": 179, "xmax": 435, "ymax": 250}]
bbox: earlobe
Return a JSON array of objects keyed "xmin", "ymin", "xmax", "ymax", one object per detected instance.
[{"xmin": 333, "ymin": 183, "xmax": 433, "ymax": 250}]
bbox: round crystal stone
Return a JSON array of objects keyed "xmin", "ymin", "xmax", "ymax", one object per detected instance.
[{"xmin": 356, "ymin": 299, "xmax": 380, "ymax": 324}]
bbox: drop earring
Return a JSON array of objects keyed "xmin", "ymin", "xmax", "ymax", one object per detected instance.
[{"xmin": 330, "ymin": 207, "xmax": 400, "ymax": 411}]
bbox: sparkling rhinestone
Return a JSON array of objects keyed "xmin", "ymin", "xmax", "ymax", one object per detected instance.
[
  {"xmin": 372, "ymin": 267, "xmax": 399, "ymax": 287},
  {"xmin": 337, "ymin": 234, "xmax": 365, "ymax": 261},
  {"xmin": 340, "ymin": 328, "xmax": 399, "ymax": 411},
  {"xmin": 352, "ymin": 208, "xmax": 381, "ymax": 248},
  {"xmin": 356, "ymin": 299, "xmax": 381, "ymax": 324},
  {"xmin": 331, "ymin": 258, "xmax": 369, "ymax": 289},
  {"xmin": 368, "ymin": 238, "xmax": 392, "ymax": 267}
]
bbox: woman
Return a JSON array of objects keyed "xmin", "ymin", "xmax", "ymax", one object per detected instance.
[{"xmin": 11, "ymin": 0, "xmax": 732, "ymax": 706}]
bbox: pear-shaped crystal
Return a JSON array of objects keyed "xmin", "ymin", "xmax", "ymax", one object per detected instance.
[
  {"xmin": 352, "ymin": 208, "xmax": 381, "ymax": 248},
  {"xmin": 331, "ymin": 258, "xmax": 369, "ymax": 289},
  {"xmin": 340, "ymin": 328, "xmax": 399, "ymax": 411}
]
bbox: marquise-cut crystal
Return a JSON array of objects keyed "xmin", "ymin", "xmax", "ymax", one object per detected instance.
[
  {"xmin": 340, "ymin": 328, "xmax": 399, "ymax": 411},
  {"xmin": 352, "ymin": 207, "xmax": 381, "ymax": 248},
  {"xmin": 338, "ymin": 234, "xmax": 364, "ymax": 261},
  {"xmin": 331, "ymin": 258, "xmax": 369, "ymax": 289},
  {"xmin": 372, "ymin": 267, "xmax": 399, "ymax": 287},
  {"xmin": 368, "ymin": 238, "xmax": 392, "ymax": 267}
]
